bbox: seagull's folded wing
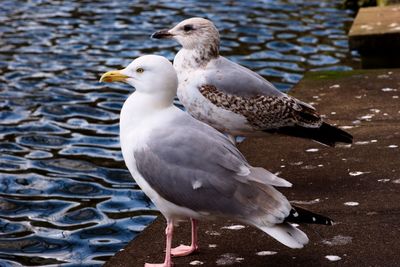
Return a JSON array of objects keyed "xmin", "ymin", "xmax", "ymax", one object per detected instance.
[
  {"xmin": 204, "ymin": 56, "xmax": 285, "ymax": 98},
  {"xmin": 134, "ymin": 113, "xmax": 291, "ymax": 222},
  {"xmin": 199, "ymin": 57, "xmax": 323, "ymax": 130}
]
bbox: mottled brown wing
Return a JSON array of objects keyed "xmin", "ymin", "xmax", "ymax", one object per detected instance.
[{"xmin": 199, "ymin": 84, "xmax": 322, "ymax": 130}]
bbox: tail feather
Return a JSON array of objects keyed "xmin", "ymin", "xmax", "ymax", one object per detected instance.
[
  {"xmin": 265, "ymin": 122, "xmax": 353, "ymax": 147},
  {"xmin": 259, "ymin": 223, "xmax": 309, "ymax": 248},
  {"xmin": 285, "ymin": 205, "xmax": 334, "ymax": 225},
  {"xmin": 255, "ymin": 206, "xmax": 332, "ymax": 248},
  {"xmin": 248, "ymin": 167, "xmax": 292, "ymax": 187}
]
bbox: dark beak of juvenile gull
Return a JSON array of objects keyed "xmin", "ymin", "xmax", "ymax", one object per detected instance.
[{"xmin": 151, "ymin": 29, "xmax": 173, "ymax": 39}]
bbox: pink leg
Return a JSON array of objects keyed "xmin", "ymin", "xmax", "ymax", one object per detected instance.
[
  {"xmin": 171, "ymin": 218, "xmax": 199, "ymax": 257},
  {"xmin": 145, "ymin": 219, "xmax": 174, "ymax": 267}
]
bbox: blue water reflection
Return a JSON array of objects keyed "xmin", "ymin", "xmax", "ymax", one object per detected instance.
[{"xmin": 0, "ymin": 0, "xmax": 357, "ymax": 265}]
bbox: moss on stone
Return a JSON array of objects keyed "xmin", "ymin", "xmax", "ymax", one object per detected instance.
[{"xmin": 304, "ymin": 70, "xmax": 369, "ymax": 81}]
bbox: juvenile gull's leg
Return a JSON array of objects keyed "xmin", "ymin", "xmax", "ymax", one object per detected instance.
[
  {"xmin": 145, "ymin": 219, "xmax": 174, "ymax": 267},
  {"xmin": 171, "ymin": 218, "xmax": 199, "ymax": 257}
]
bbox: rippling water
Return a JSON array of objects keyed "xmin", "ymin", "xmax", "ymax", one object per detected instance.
[{"xmin": 0, "ymin": 0, "xmax": 357, "ymax": 265}]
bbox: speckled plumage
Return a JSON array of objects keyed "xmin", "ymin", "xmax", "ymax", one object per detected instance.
[{"xmin": 199, "ymin": 84, "xmax": 322, "ymax": 130}]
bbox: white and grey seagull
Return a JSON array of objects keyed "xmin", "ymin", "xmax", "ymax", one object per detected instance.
[
  {"xmin": 100, "ymin": 55, "xmax": 333, "ymax": 267},
  {"xmin": 152, "ymin": 17, "xmax": 353, "ymax": 146}
]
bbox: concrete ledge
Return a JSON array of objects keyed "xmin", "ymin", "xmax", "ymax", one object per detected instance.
[
  {"xmin": 349, "ymin": 5, "xmax": 400, "ymax": 68},
  {"xmin": 349, "ymin": 5, "xmax": 400, "ymax": 50},
  {"xmin": 104, "ymin": 69, "xmax": 400, "ymax": 266}
]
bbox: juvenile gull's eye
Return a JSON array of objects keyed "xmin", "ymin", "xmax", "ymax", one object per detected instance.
[
  {"xmin": 136, "ymin": 68, "xmax": 144, "ymax": 73},
  {"xmin": 183, "ymin": 24, "xmax": 194, "ymax": 32}
]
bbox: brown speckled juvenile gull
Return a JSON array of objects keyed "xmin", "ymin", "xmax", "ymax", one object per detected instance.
[
  {"xmin": 152, "ymin": 17, "xmax": 353, "ymax": 146},
  {"xmin": 100, "ymin": 55, "xmax": 333, "ymax": 267}
]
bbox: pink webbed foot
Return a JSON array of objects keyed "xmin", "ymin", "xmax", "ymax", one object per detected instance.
[
  {"xmin": 144, "ymin": 263, "xmax": 172, "ymax": 267},
  {"xmin": 145, "ymin": 220, "xmax": 174, "ymax": 267},
  {"xmin": 171, "ymin": 244, "xmax": 199, "ymax": 257}
]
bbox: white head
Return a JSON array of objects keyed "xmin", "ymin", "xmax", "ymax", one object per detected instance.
[
  {"xmin": 152, "ymin": 17, "xmax": 220, "ymax": 57},
  {"xmin": 100, "ymin": 55, "xmax": 178, "ymax": 103}
]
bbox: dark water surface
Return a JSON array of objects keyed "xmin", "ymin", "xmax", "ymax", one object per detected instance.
[{"xmin": 0, "ymin": 0, "xmax": 357, "ymax": 265}]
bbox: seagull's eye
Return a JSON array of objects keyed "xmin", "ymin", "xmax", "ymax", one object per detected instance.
[
  {"xmin": 183, "ymin": 24, "xmax": 194, "ymax": 32},
  {"xmin": 136, "ymin": 68, "xmax": 144, "ymax": 73}
]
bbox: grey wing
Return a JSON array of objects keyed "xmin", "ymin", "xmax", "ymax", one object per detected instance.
[
  {"xmin": 205, "ymin": 56, "xmax": 285, "ymax": 98},
  {"xmin": 134, "ymin": 114, "xmax": 291, "ymax": 221},
  {"xmin": 202, "ymin": 57, "xmax": 322, "ymax": 129}
]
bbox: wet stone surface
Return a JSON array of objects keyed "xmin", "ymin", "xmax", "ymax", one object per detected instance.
[{"xmin": 0, "ymin": 0, "xmax": 357, "ymax": 265}]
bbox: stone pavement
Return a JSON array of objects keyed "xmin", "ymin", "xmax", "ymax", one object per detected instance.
[
  {"xmin": 104, "ymin": 69, "xmax": 400, "ymax": 267},
  {"xmin": 349, "ymin": 5, "xmax": 400, "ymax": 68}
]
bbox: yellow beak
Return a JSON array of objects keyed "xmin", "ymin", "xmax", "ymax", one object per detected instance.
[{"xmin": 99, "ymin": 70, "xmax": 129, "ymax": 83}]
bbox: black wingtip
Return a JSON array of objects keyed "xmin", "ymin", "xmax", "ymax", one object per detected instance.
[
  {"xmin": 285, "ymin": 206, "xmax": 334, "ymax": 226},
  {"xmin": 264, "ymin": 122, "xmax": 353, "ymax": 147},
  {"xmin": 320, "ymin": 122, "xmax": 353, "ymax": 146}
]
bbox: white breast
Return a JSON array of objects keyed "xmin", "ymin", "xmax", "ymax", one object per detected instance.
[
  {"xmin": 174, "ymin": 59, "xmax": 252, "ymax": 135},
  {"xmin": 119, "ymin": 104, "xmax": 201, "ymax": 220}
]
